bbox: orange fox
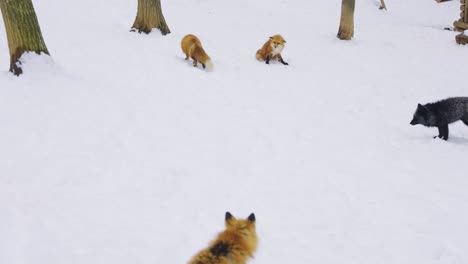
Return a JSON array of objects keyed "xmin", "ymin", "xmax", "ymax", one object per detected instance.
[
  {"xmin": 188, "ymin": 212, "xmax": 258, "ymax": 264},
  {"xmin": 256, "ymin": 35, "xmax": 288, "ymax": 65},
  {"xmin": 181, "ymin": 34, "xmax": 213, "ymax": 71}
]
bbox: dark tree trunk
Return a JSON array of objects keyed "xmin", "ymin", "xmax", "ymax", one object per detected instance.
[
  {"xmin": 0, "ymin": 0, "xmax": 50, "ymax": 76},
  {"xmin": 337, "ymin": 0, "xmax": 355, "ymax": 40},
  {"xmin": 379, "ymin": 0, "xmax": 387, "ymax": 10},
  {"xmin": 131, "ymin": 0, "xmax": 170, "ymax": 35}
]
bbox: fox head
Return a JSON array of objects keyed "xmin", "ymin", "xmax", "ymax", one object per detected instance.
[
  {"xmin": 269, "ymin": 35, "xmax": 286, "ymax": 52},
  {"xmin": 410, "ymin": 103, "xmax": 434, "ymax": 126},
  {"xmin": 225, "ymin": 212, "xmax": 257, "ymax": 239}
]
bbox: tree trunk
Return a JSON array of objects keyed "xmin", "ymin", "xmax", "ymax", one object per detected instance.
[
  {"xmin": 0, "ymin": 0, "xmax": 49, "ymax": 76},
  {"xmin": 131, "ymin": 0, "xmax": 170, "ymax": 35},
  {"xmin": 456, "ymin": 33, "xmax": 468, "ymax": 45},
  {"xmin": 337, "ymin": 0, "xmax": 355, "ymax": 40},
  {"xmin": 379, "ymin": 0, "xmax": 387, "ymax": 10}
]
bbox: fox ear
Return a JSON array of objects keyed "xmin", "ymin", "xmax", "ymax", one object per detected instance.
[
  {"xmin": 269, "ymin": 36, "xmax": 273, "ymax": 39},
  {"xmin": 247, "ymin": 213, "xmax": 255, "ymax": 222},
  {"xmin": 225, "ymin": 212, "xmax": 233, "ymax": 221},
  {"xmin": 283, "ymin": 40, "xmax": 287, "ymax": 43},
  {"xmin": 417, "ymin": 104, "xmax": 427, "ymax": 112}
]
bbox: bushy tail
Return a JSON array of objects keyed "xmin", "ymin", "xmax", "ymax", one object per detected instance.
[
  {"xmin": 255, "ymin": 50, "xmax": 263, "ymax": 61},
  {"xmin": 205, "ymin": 59, "xmax": 214, "ymax": 71}
]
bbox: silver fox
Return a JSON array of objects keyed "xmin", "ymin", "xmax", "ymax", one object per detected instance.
[{"xmin": 410, "ymin": 97, "xmax": 468, "ymax": 140}]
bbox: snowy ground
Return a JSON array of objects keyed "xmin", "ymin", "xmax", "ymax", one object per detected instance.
[{"xmin": 1, "ymin": 0, "xmax": 468, "ymax": 264}]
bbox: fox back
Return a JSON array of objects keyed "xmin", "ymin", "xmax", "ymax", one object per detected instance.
[
  {"xmin": 181, "ymin": 34, "xmax": 213, "ymax": 71},
  {"xmin": 410, "ymin": 97, "xmax": 468, "ymax": 127},
  {"xmin": 410, "ymin": 97, "xmax": 468, "ymax": 140},
  {"xmin": 188, "ymin": 212, "xmax": 257, "ymax": 264}
]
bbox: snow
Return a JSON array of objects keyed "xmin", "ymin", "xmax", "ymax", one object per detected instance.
[{"xmin": 1, "ymin": 0, "xmax": 468, "ymax": 264}]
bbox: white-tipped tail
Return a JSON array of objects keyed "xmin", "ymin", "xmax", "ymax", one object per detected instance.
[
  {"xmin": 205, "ymin": 59, "xmax": 213, "ymax": 72},
  {"xmin": 256, "ymin": 50, "xmax": 262, "ymax": 61}
]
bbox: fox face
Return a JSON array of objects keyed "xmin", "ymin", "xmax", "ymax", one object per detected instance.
[
  {"xmin": 225, "ymin": 212, "xmax": 256, "ymax": 237},
  {"xmin": 410, "ymin": 104, "xmax": 431, "ymax": 126},
  {"xmin": 269, "ymin": 35, "xmax": 286, "ymax": 55}
]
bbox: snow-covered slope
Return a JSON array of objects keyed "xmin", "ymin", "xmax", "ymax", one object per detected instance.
[{"xmin": 1, "ymin": 0, "xmax": 467, "ymax": 264}]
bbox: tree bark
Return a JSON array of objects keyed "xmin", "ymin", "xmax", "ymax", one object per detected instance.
[
  {"xmin": 337, "ymin": 0, "xmax": 355, "ymax": 40},
  {"xmin": 0, "ymin": 0, "xmax": 49, "ymax": 76},
  {"xmin": 379, "ymin": 0, "xmax": 387, "ymax": 10},
  {"xmin": 456, "ymin": 33, "xmax": 468, "ymax": 44},
  {"xmin": 454, "ymin": 20, "xmax": 468, "ymax": 29},
  {"xmin": 465, "ymin": 3, "xmax": 468, "ymax": 22},
  {"xmin": 131, "ymin": 0, "xmax": 170, "ymax": 35}
]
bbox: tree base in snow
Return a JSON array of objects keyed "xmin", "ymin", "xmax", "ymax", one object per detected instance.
[
  {"xmin": 9, "ymin": 48, "xmax": 25, "ymax": 76},
  {"xmin": 10, "ymin": 62, "xmax": 23, "ymax": 76},
  {"xmin": 130, "ymin": 25, "xmax": 170, "ymax": 35},
  {"xmin": 9, "ymin": 50, "xmax": 48, "ymax": 76},
  {"xmin": 1, "ymin": 0, "xmax": 50, "ymax": 76},
  {"xmin": 456, "ymin": 33, "xmax": 468, "ymax": 45},
  {"xmin": 130, "ymin": 0, "xmax": 170, "ymax": 35},
  {"xmin": 337, "ymin": 28, "xmax": 353, "ymax": 40}
]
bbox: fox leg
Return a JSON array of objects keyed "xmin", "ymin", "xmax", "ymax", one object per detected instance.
[
  {"xmin": 436, "ymin": 124, "xmax": 449, "ymax": 140},
  {"xmin": 462, "ymin": 117, "xmax": 468, "ymax": 126},
  {"xmin": 191, "ymin": 57, "xmax": 198, "ymax": 67},
  {"xmin": 277, "ymin": 54, "xmax": 288, "ymax": 65},
  {"xmin": 265, "ymin": 56, "xmax": 270, "ymax": 64}
]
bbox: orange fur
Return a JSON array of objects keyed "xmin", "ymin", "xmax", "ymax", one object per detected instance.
[
  {"xmin": 181, "ymin": 34, "xmax": 213, "ymax": 71},
  {"xmin": 255, "ymin": 35, "xmax": 288, "ymax": 65},
  {"xmin": 188, "ymin": 212, "xmax": 257, "ymax": 264}
]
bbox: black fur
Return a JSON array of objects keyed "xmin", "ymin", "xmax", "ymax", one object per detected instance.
[
  {"xmin": 410, "ymin": 97, "xmax": 468, "ymax": 140},
  {"xmin": 225, "ymin": 212, "xmax": 233, "ymax": 221},
  {"xmin": 247, "ymin": 213, "xmax": 255, "ymax": 222},
  {"xmin": 209, "ymin": 242, "xmax": 230, "ymax": 257},
  {"xmin": 279, "ymin": 58, "xmax": 288, "ymax": 65},
  {"xmin": 265, "ymin": 56, "xmax": 270, "ymax": 64}
]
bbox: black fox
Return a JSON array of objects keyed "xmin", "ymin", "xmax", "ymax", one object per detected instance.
[{"xmin": 410, "ymin": 97, "xmax": 468, "ymax": 140}]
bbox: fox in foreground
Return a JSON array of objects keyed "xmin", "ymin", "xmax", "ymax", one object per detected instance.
[
  {"xmin": 188, "ymin": 212, "xmax": 257, "ymax": 264},
  {"xmin": 256, "ymin": 35, "xmax": 288, "ymax": 65},
  {"xmin": 181, "ymin": 34, "xmax": 213, "ymax": 71},
  {"xmin": 410, "ymin": 97, "xmax": 468, "ymax": 140}
]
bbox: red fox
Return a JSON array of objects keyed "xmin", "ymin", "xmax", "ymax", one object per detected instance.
[
  {"xmin": 188, "ymin": 212, "xmax": 257, "ymax": 264},
  {"xmin": 256, "ymin": 35, "xmax": 288, "ymax": 65},
  {"xmin": 181, "ymin": 34, "xmax": 213, "ymax": 71}
]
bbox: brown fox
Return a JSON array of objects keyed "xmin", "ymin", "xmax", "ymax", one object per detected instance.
[
  {"xmin": 188, "ymin": 212, "xmax": 257, "ymax": 264},
  {"xmin": 181, "ymin": 34, "xmax": 213, "ymax": 71},
  {"xmin": 256, "ymin": 35, "xmax": 288, "ymax": 65}
]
